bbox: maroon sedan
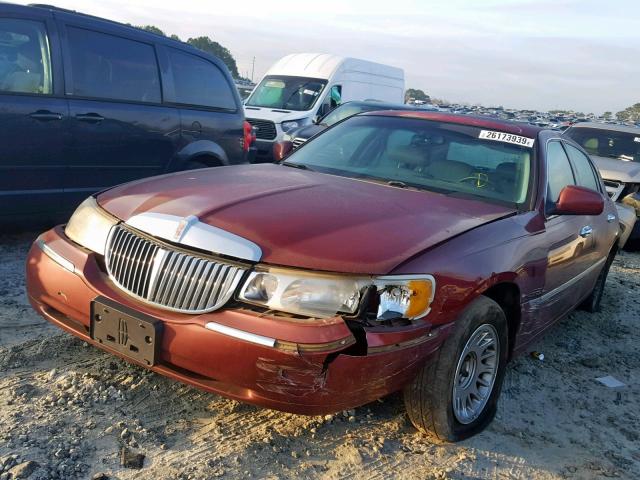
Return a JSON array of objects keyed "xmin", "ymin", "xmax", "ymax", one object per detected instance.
[{"xmin": 26, "ymin": 111, "xmax": 619, "ymax": 442}]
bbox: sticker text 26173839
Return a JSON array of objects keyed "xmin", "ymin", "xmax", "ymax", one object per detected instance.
[{"xmin": 479, "ymin": 130, "xmax": 535, "ymax": 148}]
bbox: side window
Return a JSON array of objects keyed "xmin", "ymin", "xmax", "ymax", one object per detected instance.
[
  {"xmin": 564, "ymin": 143, "xmax": 600, "ymax": 192},
  {"xmin": 0, "ymin": 18, "xmax": 52, "ymax": 94},
  {"xmin": 546, "ymin": 141, "xmax": 575, "ymax": 210},
  {"xmin": 168, "ymin": 48, "xmax": 236, "ymax": 110},
  {"xmin": 319, "ymin": 85, "xmax": 341, "ymax": 116},
  {"xmin": 66, "ymin": 27, "xmax": 161, "ymax": 103}
]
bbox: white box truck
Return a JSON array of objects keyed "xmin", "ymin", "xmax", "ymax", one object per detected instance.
[{"xmin": 244, "ymin": 53, "xmax": 405, "ymax": 161}]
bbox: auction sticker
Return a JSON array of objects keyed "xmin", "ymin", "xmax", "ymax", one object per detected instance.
[
  {"xmin": 479, "ymin": 130, "xmax": 535, "ymax": 147},
  {"xmin": 634, "ymin": 137, "xmax": 640, "ymax": 143}
]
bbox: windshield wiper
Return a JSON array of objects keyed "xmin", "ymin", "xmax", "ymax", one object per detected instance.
[
  {"xmin": 281, "ymin": 161, "xmax": 313, "ymax": 171},
  {"xmin": 387, "ymin": 180, "xmax": 408, "ymax": 188}
]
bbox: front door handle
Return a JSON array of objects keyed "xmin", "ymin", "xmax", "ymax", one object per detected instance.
[
  {"xmin": 29, "ymin": 110, "xmax": 63, "ymax": 121},
  {"xmin": 580, "ymin": 225, "xmax": 593, "ymax": 238},
  {"xmin": 75, "ymin": 113, "xmax": 104, "ymax": 123},
  {"xmin": 607, "ymin": 213, "xmax": 616, "ymax": 223}
]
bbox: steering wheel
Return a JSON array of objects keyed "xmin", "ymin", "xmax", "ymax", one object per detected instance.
[{"xmin": 459, "ymin": 172, "xmax": 493, "ymax": 189}]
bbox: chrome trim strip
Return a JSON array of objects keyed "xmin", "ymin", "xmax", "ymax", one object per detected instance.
[
  {"xmin": 532, "ymin": 257, "xmax": 607, "ymax": 306},
  {"xmin": 204, "ymin": 322, "xmax": 276, "ymax": 348},
  {"xmin": 126, "ymin": 212, "xmax": 262, "ymax": 262},
  {"xmin": 36, "ymin": 239, "xmax": 75, "ymax": 273}
]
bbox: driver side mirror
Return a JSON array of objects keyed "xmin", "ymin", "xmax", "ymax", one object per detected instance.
[{"xmin": 554, "ymin": 185, "xmax": 604, "ymax": 216}]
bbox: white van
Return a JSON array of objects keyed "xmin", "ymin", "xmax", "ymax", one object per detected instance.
[{"xmin": 244, "ymin": 53, "xmax": 405, "ymax": 161}]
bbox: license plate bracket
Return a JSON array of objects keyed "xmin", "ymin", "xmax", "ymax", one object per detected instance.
[{"xmin": 90, "ymin": 296, "xmax": 162, "ymax": 366}]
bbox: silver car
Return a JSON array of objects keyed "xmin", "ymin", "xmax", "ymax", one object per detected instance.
[{"xmin": 565, "ymin": 122, "xmax": 640, "ymax": 246}]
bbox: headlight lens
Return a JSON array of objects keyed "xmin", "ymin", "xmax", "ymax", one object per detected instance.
[
  {"xmin": 281, "ymin": 120, "xmax": 301, "ymax": 133},
  {"xmin": 65, "ymin": 196, "xmax": 118, "ymax": 255},
  {"xmin": 239, "ymin": 268, "xmax": 435, "ymax": 320}
]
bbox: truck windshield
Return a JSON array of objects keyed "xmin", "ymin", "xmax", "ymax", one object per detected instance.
[
  {"xmin": 283, "ymin": 115, "xmax": 534, "ymax": 207},
  {"xmin": 246, "ymin": 75, "xmax": 327, "ymax": 111},
  {"xmin": 566, "ymin": 127, "xmax": 640, "ymax": 162}
]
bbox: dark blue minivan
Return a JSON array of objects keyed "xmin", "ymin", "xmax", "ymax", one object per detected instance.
[{"xmin": 0, "ymin": 3, "xmax": 252, "ymax": 224}]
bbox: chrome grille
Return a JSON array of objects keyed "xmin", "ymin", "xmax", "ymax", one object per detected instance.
[
  {"xmin": 246, "ymin": 118, "xmax": 277, "ymax": 140},
  {"xmin": 105, "ymin": 225, "xmax": 247, "ymax": 314},
  {"xmin": 292, "ymin": 137, "xmax": 307, "ymax": 149}
]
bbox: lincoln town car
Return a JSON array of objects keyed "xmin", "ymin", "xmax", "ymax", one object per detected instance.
[{"xmin": 26, "ymin": 112, "xmax": 619, "ymax": 442}]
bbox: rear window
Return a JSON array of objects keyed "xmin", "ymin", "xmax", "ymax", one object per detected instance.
[
  {"xmin": 66, "ymin": 27, "xmax": 161, "ymax": 103},
  {"xmin": 168, "ymin": 48, "xmax": 236, "ymax": 110},
  {"xmin": 566, "ymin": 127, "xmax": 640, "ymax": 163}
]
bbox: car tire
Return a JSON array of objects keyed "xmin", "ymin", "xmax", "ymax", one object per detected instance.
[
  {"xmin": 404, "ymin": 295, "xmax": 508, "ymax": 443},
  {"xmin": 579, "ymin": 247, "xmax": 616, "ymax": 313}
]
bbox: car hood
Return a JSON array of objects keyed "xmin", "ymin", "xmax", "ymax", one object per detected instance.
[
  {"xmin": 290, "ymin": 124, "xmax": 326, "ymax": 141},
  {"xmin": 592, "ymin": 155, "xmax": 640, "ymax": 183},
  {"xmin": 98, "ymin": 165, "xmax": 516, "ymax": 274}
]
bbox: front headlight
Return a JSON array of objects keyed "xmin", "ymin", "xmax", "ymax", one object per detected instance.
[
  {"xmin": 65, "ymin": 196, "xmax": 119, "ymax": 255},
  {"xmin": 239, "ymin": 267, "xmax": 435, "ymax": 320},
  {"xmin": 281, "ymin": 120, "xmax": 302, "ymax": 133}
]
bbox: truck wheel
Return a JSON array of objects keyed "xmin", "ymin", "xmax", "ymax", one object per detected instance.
[
  {"xmin": 579, "ymin": 247, "xmax": 616, "ymax": 313},
  {"xmin": 404, "ymin": 296, "xmax": 508, "ymax": 443}
]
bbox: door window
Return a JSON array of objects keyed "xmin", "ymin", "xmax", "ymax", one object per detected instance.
[
  {"xmin": 546, "ymin": 141, "xmax": 575, "ymax": 212},
  {"xmin": 66, "ymin": 27, "xmax": 161, "ymax": 103},
  {"xmin": 0, "ymin": 18, "xmax": 52, "ymax": 94},
  {"xmin": 564, "ymin": 143, "xmax": 600, "ymax": 192},
  {"xmin": 168, "ymin": 48, "xmax": 236, "ymax": 110}
]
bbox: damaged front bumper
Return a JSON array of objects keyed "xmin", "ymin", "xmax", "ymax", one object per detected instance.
[{"xmin": 26, "ymin": 227, "xmax": 451, "ymax": 414}]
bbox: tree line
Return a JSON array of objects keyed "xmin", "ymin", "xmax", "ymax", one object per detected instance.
[{"xmin": 135, "ymin": 25, "xmax": 244, "ymax": 81}]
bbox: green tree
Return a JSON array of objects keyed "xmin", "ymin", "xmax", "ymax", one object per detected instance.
[
  {"xmin": 616, "ymin": 103, "xmax": 640, "ymax": 123},
  {"xmin": 187, "ymin": 36, "xmax": 239, "ymax": 78},
  {"xmin": 404, "ymin": 88, "xmax": 430, "ymax": 103},
  {"xmin": 137, "ymin": 25, "xmax": 166, "ymax": 36}
]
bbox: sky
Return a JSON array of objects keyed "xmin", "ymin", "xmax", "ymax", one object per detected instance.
[{"xmin": 14, "ymin": 0, "xmax": 640, "ymax": 113}]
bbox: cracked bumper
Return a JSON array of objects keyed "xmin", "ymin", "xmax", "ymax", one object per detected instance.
[{"xmin": 26, "ymin": 227, "xmax": 448, "ymax": 415}]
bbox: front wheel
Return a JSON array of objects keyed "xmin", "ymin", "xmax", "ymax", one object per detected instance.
[{"xmin": 404, "ymin": 296, "xmax": 508, "ymax": 442}]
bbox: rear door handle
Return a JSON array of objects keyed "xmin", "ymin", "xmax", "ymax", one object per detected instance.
[
  {"xmin": 607, "ymin": 213, "xmax": 616, "ymax": 223},
  {"xmin": 29, "ymin": 110, "xmax": 63, "ymax": 121},
  {"xmin": 75, "ymin": 113, "xmax": 104, "ymax": 123},
  {"xmin": 580, "ymin": 225, "xmax": 593, "ymax": 238}
]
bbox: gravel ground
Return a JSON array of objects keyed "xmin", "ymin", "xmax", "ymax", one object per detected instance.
[{"xmin": 1, "ymin": 231, "xmax": 639, "ymax": 480}]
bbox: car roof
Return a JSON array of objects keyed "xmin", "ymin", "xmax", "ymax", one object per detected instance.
[
  {"xmin": 567, "ymin": 122, "xmax": 640, "ymax": 135},
  {"xmin": 362, "ymin": 110, "xmax": 544, "ymax": 137}
]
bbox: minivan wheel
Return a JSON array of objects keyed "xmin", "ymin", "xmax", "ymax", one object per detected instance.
[
  {"xmin": 579, "ymin": 248, "xmax": 616, "ymax": 313},
  {"xmin": 404, "ymin": 296, "xmax": 508, "ymax": 443}
]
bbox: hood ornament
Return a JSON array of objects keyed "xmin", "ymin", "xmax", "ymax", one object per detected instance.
[{"xmin": 173, "ymin": 215, "xmax": 198, "ymax": 242}]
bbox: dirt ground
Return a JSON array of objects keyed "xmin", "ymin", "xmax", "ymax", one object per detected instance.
[{"xmin": 1, "ymin": 231, "xmax": 639, "ymax": 480}]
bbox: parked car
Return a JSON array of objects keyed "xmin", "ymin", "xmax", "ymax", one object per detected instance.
[
  {"xmin": 244, "ymin": 53, "xmax": 405, "ymax": 161},
  {"xmin": 27, "ymin": 112, "xmax": 619, "ymax": 442},
  {"xmin": 564, "ymin": 122, "xmax": 640, "ymax": 244},
  {"xmin": 0, "ymin": 3, "xmax": 253, "ymax": 225},
  {"xmin": 275, "ymin": 100, "xmax": 418, "ymax": 156}
]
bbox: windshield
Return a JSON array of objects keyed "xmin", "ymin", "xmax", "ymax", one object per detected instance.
[
  {"xmin": 566, "ymin": 127, "xmax": 640, "ymax": 162},
  {"xmin": 284, "ymin": 115, "xmax": 534, "ymax": 207},
  {"xmin": 245, "ymin": 75, "xmax": 327, "ymax": 111}
]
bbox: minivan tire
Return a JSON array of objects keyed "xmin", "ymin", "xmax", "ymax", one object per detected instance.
[{"xmin": 404, "ymin": 296, "xmax": 508, "ymax": 443}]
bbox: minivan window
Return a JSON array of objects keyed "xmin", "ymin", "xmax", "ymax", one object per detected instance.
[
  {"xmin": 0, "ymin": 19, "xmax": 52, "ymax": 95},
  {"xmin": 168, "ymin": 48, "xmax": 236, "ymax": 110},
  {"xmin": 66, "ymin": 27, "xmax": 161, "ymax": 103},
  {"xmin": 565, "ymin": 126, "xmax": 640, "ymax": 163},
  {"xmin": 564, "ymin": 143, "xmax": 600, "ymax": 192}
]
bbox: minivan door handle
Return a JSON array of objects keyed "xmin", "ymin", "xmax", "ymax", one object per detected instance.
[
  {"xmin": 29, "ymin": 110, "xmax": 63, "ymax": 121},
  {"xmin": 607, "ymin": 213, "xmax": 616, "ymax": 223},
  {"xmin": 75, "ymin": 113, "xmax": 104, "ymax": 123},
  {"xmin": 580, "ymin": 225, "xmax": 593, "ymax": 238}
]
